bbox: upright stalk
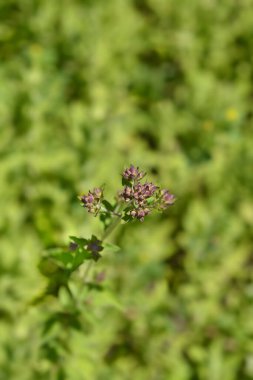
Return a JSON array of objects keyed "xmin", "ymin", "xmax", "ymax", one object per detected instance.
[{"xmin": 82, "ymin": 213, "xmax": 121, "ymax": 283}]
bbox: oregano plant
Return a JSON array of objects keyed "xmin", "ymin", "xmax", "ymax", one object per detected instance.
[
  {"xmin": 33, "ymin": 166, "xmax": 175, "ymax": 378},
  {"xmin": 38, "ymin": 165, "xmax": 175, "ymax": 298}
]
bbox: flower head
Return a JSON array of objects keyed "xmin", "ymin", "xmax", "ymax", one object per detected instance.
[
  {"xmin": 120, "ymin": 179, "xmax": 159, "ymax": 221},
  {"xmin": 142, "ymin": 182, "xmax": 158, "ymax": 197},
  {"xmin": 121, "ymin": 182, "xmax": 158, "ymax": 204},
  {"xmin": 79, "ymin": 166, "xmax": 175, "ymax": 223},
  {"xmin": 93, "ymin": 187, "xmax": 103, "ymax": 199},
  {"xmin": 120, "ymin": 186, "xmax": 133, "ymax": 202},
  {"xmin": 122, "ymin": 165, "xmax": 145, "ymax": 181},
  {"xmin": 160, "ymin": 189, "xmax": 176, "ymax": 209},
  {"xmin": 130, "ymin": 207, "xmax": 150, "ymax": 222},
  {"xmin": 80, "ymin": 187, "xmax": 103, "ymax": 215}
]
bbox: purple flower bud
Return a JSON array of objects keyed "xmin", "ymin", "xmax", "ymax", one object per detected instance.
[
  {"xmin": 93, "ymin": 187, "xmax": 103, "ymax": 199},
  {"xmin": 160, "ymin": 189, "xmax": 175, "ymax": 208},
  {"xmin": 143, "ymin": 182, "xmax": 158, "ymax": 197},
  {"xmin": 95, "ymin": 271, "xmax": 106, "ymax": 283},
  {"xmin": 87, "ymin": 237, "xmax": 103, "ymax": 261},
  {"xmin": 90, "ymin": 251, "xmax": 102, "ymax": 262},
  {"xmin": 81, "ymin": 193, "xmax": 94, "ymax": 205},
  {"xmin": 122, "ymin": 165, "xmax": 145, "ymax": 181},
  {"xmin": 87, "ymin": 240, "xmax": 103, "ymax": 253},
  {"xmin": 132, "ymin": 184, "xmax": 145, "ymax": 202},
  {"xmin": 69, "ymin": 242, "xmax": 78, "ymax": 251},
  {"xmin": 120, "ymin": 186, "xmax": 133, "ymax": 202},
  {"xmin": 130, "ymin": 207, "xmax": 150, "ymax": 222},
  {"xmin": 131, "ymin": 182, "xmax": 157, "ymax": 203},
  {"xmin": 80, "ymin": 188, "xmax": 103, "ymax": 214},
  {"xmin": 130, "ymin": 209, "xmax": 137, "ymax": 217}
]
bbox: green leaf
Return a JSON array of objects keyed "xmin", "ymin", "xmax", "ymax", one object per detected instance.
[
  {"xmin": 38, "ymin": 257, "xmax": 61, "ymax": 277},
  {"xmin": 103, "ymin": 242, "xmax": 121, "ymax": 253},
  {"xmin": 147, "ymin": 196, "xmax": 155, "ymax": 205},
  {"xmin": 122, "ymin": 214, "xmax": 133, "ymax": 223},
  {"xmin": 86, "ymin": 282, "xmax": 104, "ymax": 291},
  {"xmin": 72, "ymin": 248, "xmax": 92, "ymax": 268},
  {"xmin": 93, "ymin": 289, "xmax": 124, "ymax": 312},
  {"xmin": 46, "ymin": 247, "xmax": 91, "ymax": 271},
  {"xmin": 59, "ymin": 287, "xmax": 72, "ymax": 307},
  {"xmin": 69, "ymin": 236, "xmax": 88, "ymax": 245},
  {"xmin": 121, "ymin": 177, "xmax": 132, "ymax": 187},
  {"xmin": 102, "ymin": 199, "xmax": 115, "ymax": 212},
  {"xmin": 52, "ymin": 251, "xmax": 75, "ymax": 270}
]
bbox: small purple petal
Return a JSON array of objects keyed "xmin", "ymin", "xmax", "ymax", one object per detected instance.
[
  {"xmin": 69, "ymin": 242, "xmax": 78, "ymax": 251},
  {"xmin": 122, "ymin": 165, "xmax": 145, "ymax": 181}
]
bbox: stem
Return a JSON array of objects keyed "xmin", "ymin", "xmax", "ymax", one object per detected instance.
[
  {"xmin": 82, "ymin": 260, "xmax": 93, "ymax": 284},
  {"xmin": 102, "ymin": 215, "xmax": 121, "ymax": 240},
  {"xmin": 82, "ymin": 212, "xmax": 122, "ymax": 283}
]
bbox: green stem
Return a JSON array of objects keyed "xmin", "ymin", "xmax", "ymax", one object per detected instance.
[
  {"xmin": 102, "ymin": 215, "xmax": 121, "ymax": 240},
  {"xmin": 82, "ymin": 212, "xmax": 122, "ymax": 283},
  {"xmin": 82, "ymin": 260, "xmax": 93, "ymax": 284}
]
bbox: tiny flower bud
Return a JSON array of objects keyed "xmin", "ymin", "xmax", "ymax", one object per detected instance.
[
  {"xmin": 80, "ymin": 187, "xmax": 103, "ymax": 214},
  {"xmin": 122, "ymin": 165, "xmax": 145, "ymax": 181},
  {"xmin": 93, "ymin": 187, "xmax": 103, "ymax": 199},
  {"xmin": 120, "ymin": 186, "xmax": 133, "ymax": 202},
  {"xmin": 160, "ymin": 189, "xmax": 175, "ymax": 208},
  {"xmin": 96, "ymin": 271, "xmax": 106, "ymax": 283},
  {"xmin": 143, "ymin": 182, "xmax": 158, "ymax": 197},
  {"xmin": 130, "ymin": 207, "xmax": 150, "ymax": 222},
  {"xmin": 87, "ymin": 239, "xmax": 103, "ymax": 254},
  {"xmin": 69, "ymin": 242, "xmax": 78, "ymax": 251},
  {"xmin": 87, "ymin": 237, "xmax": 103, "ymax": 261},
  {"xmin": 136, "ymin": 208, "xmax": 150, "ymax": 222}
]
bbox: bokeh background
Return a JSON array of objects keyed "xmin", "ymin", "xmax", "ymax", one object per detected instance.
[{"xmin": 1, "ymin": 0, "xmax": 253, "ymax": 379}]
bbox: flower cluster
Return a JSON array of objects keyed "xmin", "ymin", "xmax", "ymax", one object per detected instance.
[
  {"xmin": 121, "ymin": 182, "xmax": 157, "ymax": 204},
  {"xmin": 80, "ymin": 187, "xmax": 103, "ymax": 215},
  {"xmin": 122, "ymin": 165, "xmax": 145, "ymax": 182},
  {"xmin": 79, "ymin": 165, "xmax": 175, "ymax": 222},
  {"xmin": 120, "ymin": 165, "xmax": 175, "ymax": 221}
]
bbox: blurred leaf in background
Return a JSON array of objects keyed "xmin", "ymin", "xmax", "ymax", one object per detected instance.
[{"xmin": 0, "ymin": 0, "xmax": 253, "ymax": 379}]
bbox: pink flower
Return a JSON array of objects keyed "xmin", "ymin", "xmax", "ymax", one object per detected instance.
[
  {"xmin": 80, "ymin": 187, "xmax": 103, "ymax": 214},
  {"xmin": 160, "ymin": 189, "xmax": 175, "ymax": 208},
  {"xmin": 122, "ymin": 165, "xmax": 145, "ymax": 181}
]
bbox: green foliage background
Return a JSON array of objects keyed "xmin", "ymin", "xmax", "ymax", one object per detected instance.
[{"xmin": 0, "ymin": 0, "xmax": 253, "ymax": 379}]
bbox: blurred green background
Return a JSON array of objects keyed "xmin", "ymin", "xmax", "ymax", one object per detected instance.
[{"xmin": 0, "ymin": 0, "xmax": 253, "ymax": 379}]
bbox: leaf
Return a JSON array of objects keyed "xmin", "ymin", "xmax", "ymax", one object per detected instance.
[
  {"xmin": 45, "ymin": 247, "xmax": 91, "ymax": 271},
  {"xmin": 69, "ymin": 236, "xmax": 88, "ymax": 246},
  {"xmin": 0, "ymin": 307, "xmax": 13, "ymax": 323},
  {"xmin": 121, "ymin": 177, "xmax": 132, "ymax": 187},
  {"xmin": 38, "ymin": 257, "xmax": 61, "ymax": 277},
  {"xmin": 102, "ymin": 199, "xmax": 115, "ymax": 212},
  {"xmin": 59, "ymin": 287, "xmax": 72, "ymax": 306},
  {"xmin": 86, "ymin": 282, "xmax": 104, "ymax": 292},
  {"xmin": 147, "ymin": 196, "xmax": 155, "ymax": 205},
  {"xmin": 122, "ymin": 214, "xmax": 134, "ymax": 223},
  {"xmin": 103, "ymin": 242, "xmax": 121, "ymax": 253},
  {"xmin": 52, "ymin": 251, "xmax": 75, "ymax": 269},
  {"xmin": 93, "ymin": 289, "xmax": 124, "ymax": 312}
]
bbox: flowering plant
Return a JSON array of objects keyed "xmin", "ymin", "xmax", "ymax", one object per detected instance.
[
  {"xmin": 35, "ymin": 165, "xmax": 175, "ymax": 376},
  {"xmin": 39, "ymin": 165, "xmax": 175, "ymax": 290},
  {"xmin": 81, "ymin": 164, "xmax": 175, "ymax": 222}
]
